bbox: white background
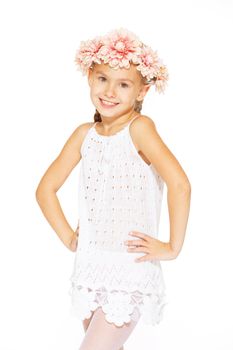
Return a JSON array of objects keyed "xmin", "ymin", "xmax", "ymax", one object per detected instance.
[{"xmin": 0, "ymin": 0, "xmax": 233, "ymax": 349}]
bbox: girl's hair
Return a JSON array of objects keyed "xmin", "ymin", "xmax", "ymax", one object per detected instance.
[{"xmin": 92, "ymin": 63, "xmax": 156, "ymax": 122}]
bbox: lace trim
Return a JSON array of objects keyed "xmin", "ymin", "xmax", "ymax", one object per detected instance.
[
  {"xmin": 68, "ymin": 284, "xmax": 168, "ymax": 327},
  {"xmin": 70, "ymin": 248, "xmax": 166, "ymax": 295}
]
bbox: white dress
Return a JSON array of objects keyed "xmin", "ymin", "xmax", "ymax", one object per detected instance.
[{"xmin": 68, "ymin": 115, "xmax": 168, "ymax": 327}]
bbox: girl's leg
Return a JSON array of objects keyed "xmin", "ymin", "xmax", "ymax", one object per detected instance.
[
  {"xmin": 82, "ymin": 311, "xmax": 125, "ymax": 350},
  {"xmin": 79, "ymin": 306, "xmax": 140, "ymax": 350},
  {"xmin": 81, "ymin": 290, "xmax": 124, "ymax": 349}
]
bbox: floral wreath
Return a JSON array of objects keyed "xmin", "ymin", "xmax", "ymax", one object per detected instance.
[{"xmin": 74, "ymin": 28, "xmax": 169, "ymax": 94}]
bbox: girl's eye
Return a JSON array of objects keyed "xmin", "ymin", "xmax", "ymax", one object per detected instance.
[
  {"xmin": 98, "ymin": 76, "xmax": 106, "ymax": 81},
  {"xmin": 97, "ymin": 76, "xmax": 129, "ymax": 88}
]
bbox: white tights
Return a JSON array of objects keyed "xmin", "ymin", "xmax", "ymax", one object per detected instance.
[{"xmin": 79, "ymin": 306, "xmax": 140, "ymax": 350}]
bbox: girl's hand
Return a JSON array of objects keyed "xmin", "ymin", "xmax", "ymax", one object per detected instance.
[
  {"xmin": 69, "ymin": 224, "xmax": 79, "ymax": 252},
  {"xmin": 124, "ymin": 231, "xmax": 176, "ymax": 262}
]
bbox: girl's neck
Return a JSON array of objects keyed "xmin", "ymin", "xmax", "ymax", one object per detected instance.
[{"xmin": 99, "ymin": 110, "xmax": 138, "ymax": 130}]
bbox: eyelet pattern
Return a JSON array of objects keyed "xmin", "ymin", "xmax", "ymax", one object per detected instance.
[{"xmin": 69, "ymin": 116, "xmax": 167, "ymax": 327}]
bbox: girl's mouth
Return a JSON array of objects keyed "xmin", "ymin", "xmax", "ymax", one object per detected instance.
[{"xmin": 99, "ymin": 98, "xmax": 119, "ymax": 108}]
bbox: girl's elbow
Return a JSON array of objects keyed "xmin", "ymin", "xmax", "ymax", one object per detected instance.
[
  {"xmin": 182, "ymin": 180, "xmax": 191, "ymax": 192},
  {"xmin": 35, "ymin": 181, "xmax": 44, "ymax": 199},
  {"xmin": 35, "ymin": 184, "xmax": 41, "ymax": 200},
  {"xmin": 176, "ymin": 179, "xmax": 191, "ymax": 193},
  {"xmin": 35, "ymin": 183, "xmax": 55, "ymax": 201},
  {"xmin": 168, "ymin": 181, "xmax": 191, "ymax": 194},
  {"xmin": 35, "ymin": 186, "xmax": 44, "ymax": 202}
]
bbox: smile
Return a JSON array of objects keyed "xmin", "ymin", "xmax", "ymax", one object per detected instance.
[{"xmin": 99, "ymin": 98, "xmax": 119, "ymax": 108}]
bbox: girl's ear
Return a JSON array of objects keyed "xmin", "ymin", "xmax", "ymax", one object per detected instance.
[{"xmin": 136, "ymin": 84, "xmax": 151, "ymax": 101}]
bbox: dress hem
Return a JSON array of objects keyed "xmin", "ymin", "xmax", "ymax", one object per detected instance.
[{"xmin": 68, "ymin": 284, "xmax": 168, "ymax": 327}]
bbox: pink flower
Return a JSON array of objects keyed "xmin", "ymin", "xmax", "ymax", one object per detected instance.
[
  {"xmin": 155, "ymin": 65, "xmax": 169, "ymax": 93},
  {"xmin": 136, "ymin": 45, "xmax": 160, "ymax": 79},
  {"xmin": 136, "ymin": 45, "xmax": 169, "ymax": 93},
  {"xmin": 74, "ymin": 28, "xmax": 169, "ymax": 94},
  {"xmin": 97, "ymin": 28, "xmax": 142, "ymax": 70},
  {"xmin": 74, "ymin": 36, "xmax": 104, "ymax": 75}
]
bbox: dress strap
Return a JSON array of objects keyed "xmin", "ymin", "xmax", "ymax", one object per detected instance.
[
  {"xmin": 91, "ymin": 121, "xmax": 99, "ymax": 133},
  {"xmin": 126, "ymin": 114, "xmax": 140, "ymax": 128}
]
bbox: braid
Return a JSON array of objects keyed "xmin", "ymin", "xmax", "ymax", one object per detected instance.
[
  {"xmin": 94, "ymin": 109, "xmax": 102, "ymax": 122},
  {"xmin": 134, "ymin": 99, "xmax": 143, "ymax": 113}
]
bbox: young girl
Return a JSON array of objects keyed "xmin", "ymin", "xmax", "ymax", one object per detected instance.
[{"xmin": 36, "ymin": 28, "xmax": 191, "ymax": 350}]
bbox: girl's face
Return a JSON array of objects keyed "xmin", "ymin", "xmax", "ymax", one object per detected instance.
[{"xmin": 88, "ymin": 62, "xmax": 150, "ymax": 118}]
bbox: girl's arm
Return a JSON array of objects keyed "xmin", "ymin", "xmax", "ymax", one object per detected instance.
[
  {"xmin": 131, "ymin": 115, "xmax": 191, "ymax": 258},
  {"xmin": 35, "ymin": 123, "xmax": 92, "ymax": 251}
]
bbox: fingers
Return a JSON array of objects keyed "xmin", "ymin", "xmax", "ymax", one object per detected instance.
[
  {"xmin": 70, "ymin": 235, "xmax": 78, "ymax": 252},
  {"xmin": 127, "ymin": 246, "xmax": 150, "ymax": 253},
  {"xmin": 125, "ymin": 239, "xmax": 148, "ymax": 247},
  {"xmin": 129, "ymin": 231, "xmax": 151, "ymax": 242}
]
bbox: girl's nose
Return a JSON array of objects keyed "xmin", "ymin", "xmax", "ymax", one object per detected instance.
[
  {"xmin": 104, "ymin": 84, "xmax": 116, "ymax": 98},
  {"xmin": 105, "ymin": 93, "xmax": 115, "ymax": 99}
]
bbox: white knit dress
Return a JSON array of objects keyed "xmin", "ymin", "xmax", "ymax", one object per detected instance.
[{"xmin": 69, "ymin": 115, "xmax": 168, "ymax": 327}]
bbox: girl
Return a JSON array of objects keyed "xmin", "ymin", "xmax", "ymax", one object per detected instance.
[{"xmin": 36, "ymin": 28, "xmax": 191, "ymax": 350}]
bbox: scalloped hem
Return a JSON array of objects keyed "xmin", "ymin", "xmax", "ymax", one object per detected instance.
[
  {"xmin": 70, "ymin": 304, "xmax": 141, "ymax": 328},
  {"xmin": 68, "ymin": 284, "xmax": 168, "ymax": 327}
]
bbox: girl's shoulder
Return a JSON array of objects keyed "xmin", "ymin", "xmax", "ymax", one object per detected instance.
[
  {"xmin": 79, "ymin": 121, "xmax": 95, "ymax": 130},
  {"xmin": 66, "ymin": 122, "xmax": 94, "ymax": 158},
  {"xmin": 80, "ymin": 121, "xmax": 95, "ymax": 131},
  {"xmin": 76, "ymin": 122, "xmax": 95, "ymax": 139},
  {"xmin": 129, "ymin": 114, "xmax": 158, "ymax": 139},
  {"xmin": 131, "ymin": 114, "xmax": 157, "ymax": 128},
  {"xmin": 76, "ymin": 121, "xmax": 95, "ymax": 144},
  {"xmin": 127, "ymin": 114, "xmax": 158, "ymax": 155}
]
